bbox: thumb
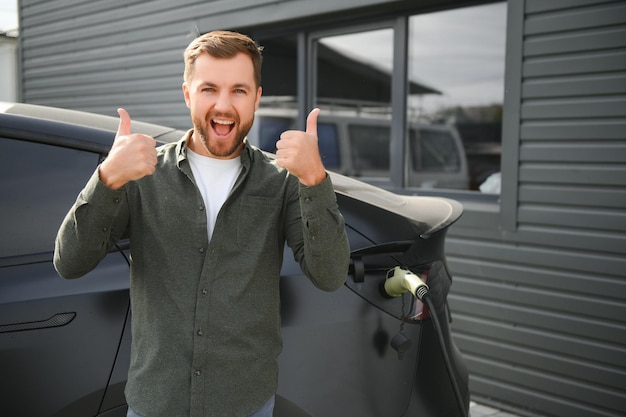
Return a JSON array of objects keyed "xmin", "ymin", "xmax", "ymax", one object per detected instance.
[
  {"xmin": 116, "ymin": 108, "xmax": 131, "ymax": 137},
  {"xmin": 306, "ymin": 108, "xmax": 320, "ymax": 137}
]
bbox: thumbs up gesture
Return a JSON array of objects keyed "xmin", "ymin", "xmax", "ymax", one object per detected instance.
[
  {"xmin": 99, "ymin": 108, "xmax": 158, "ymax": 190},
  {"xmin": 275, "ymin": 108, "xmax": 327, "ymax": 186}
]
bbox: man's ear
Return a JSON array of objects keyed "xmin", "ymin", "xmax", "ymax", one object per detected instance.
[
  {"xmin": 182, "ymin": 82, "xmax": 191, "ymax": 108},
  {"xmin": 254, "ymin": 86, "xmax": 262, "ymax": 111}
]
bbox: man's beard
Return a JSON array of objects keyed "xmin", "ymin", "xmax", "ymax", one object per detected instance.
[{"xmin": 193, "ymin": 114, "xmax": 253, "ymax": 158}]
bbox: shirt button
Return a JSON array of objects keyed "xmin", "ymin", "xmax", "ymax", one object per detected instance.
[
  {"xmin": 199, "ymin": 247, "xmax": 205, "ymax": 253},
  {"xmin": 102, "ymin": 227, "xmax": 108, "ymax": 232},
  {"xmin": 194, "ymin": 369, "xmax": 201, "ymax": 376},
  {"xmin": 304, "ymin": 197, "xmax": 312, "ymax": 203},
  {"xmin": 114, "ymin": 198, "xmax": 121, "ymax": 204},
  {"xmin": 197, "ymin": 329, "xmax": 204, "ymax": 336},
  {"xmin": 199, "ymin": 205, "xmax": 205, "ymax": 211},
  {"xmin": 201, "ymin": 288, "xmax": 208, "ymax": 294}
]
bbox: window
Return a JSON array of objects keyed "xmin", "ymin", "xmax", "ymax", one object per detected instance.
[
  {"xmin": 349, "ymin": 124, "xmax": 390, "ymax": 173},
  {"xmin": 0, "ymin": 139, "xmax": 98, "ymax": 258},
  {"xmin": 253, "ymin": 1, "xmax": 507, "ymax": 193},
  {"xmin": 317, "ymin": 27, "xmax": 396, "ymax": 179},
  {"xmin": 317, "ymin": 122, "xmax": 340, "ymax": 169},
  {"xmin": 412, "ymin": 129, "xmax": 461, "ymax": 173},
  {"xmin": 408, "ymin": 2, "xmax": 507, "ymax": 190},
  {"xmin": 317, "ymin": 28, "xmax": 394, "ymax": 108},
  {"xmin": 258, "ymin": 117, "xmax": 291, "ymax": 152}
]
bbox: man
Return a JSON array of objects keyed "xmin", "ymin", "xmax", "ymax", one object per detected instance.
[{"xmin": 54, "ymin": 31, "xmax": 350, "ymax": 417}]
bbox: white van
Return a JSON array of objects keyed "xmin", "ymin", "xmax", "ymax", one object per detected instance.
[{"xmin": 248, "ymin": 105, "xmax": 470, "ymax": 190}]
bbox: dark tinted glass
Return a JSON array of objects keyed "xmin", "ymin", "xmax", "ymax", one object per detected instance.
[
  {"xmin": 348, "ymin": 124, "xmax": 390, "ymax": 173},
  {"xmin": 0, "ymin": 138, "xmax": 98, "ymax": 258},
  {"xmin": 410, "ymin": 129, "xmax": 461, "ymax": 172},
  {"xmin": 258, "ymin": 117, "xmax": 291, "ymax": 152},
  {"xmin": 317, "ymin": 122, "xmax": 340, "ymax": 169}
]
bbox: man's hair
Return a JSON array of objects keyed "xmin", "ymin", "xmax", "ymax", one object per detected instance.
[{"xmin": 184, "ymin": 30, "xmax": 263, "ymax": 86}]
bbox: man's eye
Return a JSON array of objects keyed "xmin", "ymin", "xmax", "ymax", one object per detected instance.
[
  {"xmin": 235, "ymin": 89, "xmax": 246, "ymax": 94},
  {"xmin": 202, "ymin": 87, "xmax": 214, "ymax": 93}
]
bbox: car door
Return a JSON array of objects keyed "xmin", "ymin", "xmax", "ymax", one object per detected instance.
[{"xmin": 0, "ymin": 136, "xmax": 130, "ymax": 416}]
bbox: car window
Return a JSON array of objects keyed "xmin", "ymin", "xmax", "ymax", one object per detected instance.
[
  {"xmin": 411, "ymin": 129, "xmax": 461, "ymax": 172},
  {"xmin": 317, "ymin": 122, "xmax": 340, "ymax": 169},
  {"xmin": 258, "ymin": 117, "xmax": 291, "ymax": 152},
  {"xmin": 0, "ymin": 138, "xmax": 98, "ymax": 258},
  {"xmin": 348, "ymin": 124, "xmax": 390, "ymax": 175}
]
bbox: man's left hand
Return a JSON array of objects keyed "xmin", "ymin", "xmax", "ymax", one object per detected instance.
[{"xmin": 275, "ymin": 108, "xmax": 327, "ymax": 186}]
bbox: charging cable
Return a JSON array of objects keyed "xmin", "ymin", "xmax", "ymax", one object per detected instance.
[{"xmin": 383, "ymin": 267, "xmax": 468, "ymax": 417}]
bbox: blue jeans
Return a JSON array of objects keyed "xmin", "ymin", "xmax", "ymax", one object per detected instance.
[{"xmin": 127, "ymin": 395, "xmax": 275, "ymax": 417}]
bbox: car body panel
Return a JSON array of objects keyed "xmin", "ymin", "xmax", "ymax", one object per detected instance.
[{"xmin": 0, "ymin": 255, "xmax": 129, "ymax": 416}]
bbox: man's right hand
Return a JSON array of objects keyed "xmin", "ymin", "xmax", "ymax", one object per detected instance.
[{"xmin": 99, "ymin": 108, "xmax": 157, "ymax": 190}]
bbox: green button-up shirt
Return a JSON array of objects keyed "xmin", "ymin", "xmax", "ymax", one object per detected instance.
[{"xmin": 54, "ymin": 133, "xmax": 350, "ymax": 417}]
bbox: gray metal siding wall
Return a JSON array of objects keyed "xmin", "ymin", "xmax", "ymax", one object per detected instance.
[
  {"xmin": 19, "ymin": 0, "xmax": 198, "ymax": 126},
  {"xmin": 446, "ymin": 1, "xmax": 626, "ymax": 416},
  {"xmin": 18, "ymin": 0, "xmax": 391, "ymax": 126}
]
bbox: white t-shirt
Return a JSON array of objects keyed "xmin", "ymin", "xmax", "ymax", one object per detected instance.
[{"xmin": 187, "ymin": 148, "xmax": 242, "ymax": 241}]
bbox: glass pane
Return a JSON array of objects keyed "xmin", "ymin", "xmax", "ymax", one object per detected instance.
[
  {"xmin": 258, "ymin": 117, "xmax": 292, "ymax": 152},
  {"xmin": 348, "ymin": 124, "xmax": 390, "ymax": 174},
  {"xmin": 248, "ymin": 35, "xmax": 299, "ymax": 153},
  {"xmin": 258, "ymin": 35, "xmax": 298, "ymax": 100},
  {"xmin": 317, "ymin": 29, "xmax": 393, "ymax": 109},
  {"xmin": 411, "ymin": 128, "xmax": 461, "ymax": 172},
  {"xmin": 409, "ymin": 2, "xmax": 507, "ymax": 191},
  {"xmin": 317, "ymin": 123, "xmax": 340, "ymax": 169},
  {"xmin": 316, "ymin": 29, "xmax": 394, "ymax": 180},
  {"xmin": 0, "ymin": 139, "xmax": 98, "ymax": 257}
]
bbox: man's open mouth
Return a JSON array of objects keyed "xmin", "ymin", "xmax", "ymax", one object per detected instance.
[{"xmin": 211, "ymin": 119, "xmax": 235, "ymax": 136}]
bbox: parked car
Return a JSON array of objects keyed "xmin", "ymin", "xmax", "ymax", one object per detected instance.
[
  {"xmin": 0, "ymin": 102, "xmax": 469, "ymax": 417},
  {"xmin": 247, "ymin": 103, "xmax": 470, "ymax": 190}
]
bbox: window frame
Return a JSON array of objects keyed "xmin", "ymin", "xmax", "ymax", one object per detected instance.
[{"xmin": 304, "ymin": 19, "xmax": 408, "ymax": 189}]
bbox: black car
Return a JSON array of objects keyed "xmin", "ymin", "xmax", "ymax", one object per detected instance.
[{"xmin": 0, "ymin": 102, "xmax": 469, "ymax": 417}]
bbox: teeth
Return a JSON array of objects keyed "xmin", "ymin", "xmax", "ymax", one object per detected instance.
[{"xmin": 212, "ymin": 119, "xmax": 234, "ymax": 125}]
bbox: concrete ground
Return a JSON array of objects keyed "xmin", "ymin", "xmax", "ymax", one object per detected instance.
[{"xmin": 470, "ymin": 401, "xmax": 526, "ymax": 417}]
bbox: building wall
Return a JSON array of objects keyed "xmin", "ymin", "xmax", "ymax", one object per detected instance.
[
  {"xmin": 18, "ymin": 0, "xmax": 626, "ymax": 416},
  {"xmin": 0, "ymin": 34, "xmax": 18, "ymax": 102}
]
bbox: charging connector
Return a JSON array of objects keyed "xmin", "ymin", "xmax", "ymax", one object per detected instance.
[{"xmin": 383, "ymin": 266, "xmax": 429, "ymax": 299}]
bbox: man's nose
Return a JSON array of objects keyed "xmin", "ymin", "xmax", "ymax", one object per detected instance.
[{"xmin": 214, "ymin": 91, "xmax": 231, "ymax": 111}]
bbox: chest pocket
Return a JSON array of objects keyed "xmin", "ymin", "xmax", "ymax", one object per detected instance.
[{"xmin": 237, "ymin": 195, "xmax": 282, "ymax": 252}]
